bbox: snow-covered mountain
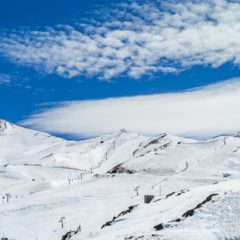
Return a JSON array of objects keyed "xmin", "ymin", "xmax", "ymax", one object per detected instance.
[{"xmin": 1, "ymin": 119, "xmax": 240, "ymax": 240}]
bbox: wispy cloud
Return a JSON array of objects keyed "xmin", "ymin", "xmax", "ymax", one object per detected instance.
[
  {"xmin": 22, "ymin": 78, "xmax": 240, "ymax": 138},
  {"xmin": 1, "ymin": 0, "xmax": 240, "ymax": 79},
  {"xmin": 0, "ymin": 72, "xmax": 31, "ymax": 88},
  {"xmin": 0, "ymin": 74, "xmax": 11, "ymax": 85}
]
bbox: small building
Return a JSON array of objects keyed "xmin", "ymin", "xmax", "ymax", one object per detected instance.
[{"xmin": 144, "ymin": 195, "xmax": 154, "ymax": 204}]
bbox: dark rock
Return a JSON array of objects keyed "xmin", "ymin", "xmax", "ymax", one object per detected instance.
[
  {"xmin": 61, "ymin": 225, "xmax": 81, "ymax": 240},
  {"xmin": 182, "ymin": 194, "xmax": 218, "ymax": 218},
  {"xmin": 101, "ymin": 205, "xmax": 138, "ymax": 229},
  {"xmin": 166, "ymin": 192, "xmax": 175, "ymax": 198},
  {"xmin": 107, "ymin": 164, "xmax": 135, "ymax": 174},
  {"xmin": 154, "ymin": 223, "xmax": 164, "ymax": 231}
]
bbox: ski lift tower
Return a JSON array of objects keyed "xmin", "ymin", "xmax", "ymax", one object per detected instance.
[{"xmin": 152, "ymin": 177, "xmax": 168, "ymax": 197}]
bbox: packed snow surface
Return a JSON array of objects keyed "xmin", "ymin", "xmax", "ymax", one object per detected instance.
[{"xmin": 0, "ymin": 120, "xmax": 240, "ymax": 240}]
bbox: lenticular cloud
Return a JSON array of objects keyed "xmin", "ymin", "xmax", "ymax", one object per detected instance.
[
  {"xmin": 22, "ymin": 78, "xmax": 240, "ymax": 138},
  {"xmin": 1, "ymin": 0, "xmax": 240, "ymax": 79}
]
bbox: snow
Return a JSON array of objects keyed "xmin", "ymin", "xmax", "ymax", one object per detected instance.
[{"xmin": 1, "ymin": 120, "xmax": 240, "ymax": 240}]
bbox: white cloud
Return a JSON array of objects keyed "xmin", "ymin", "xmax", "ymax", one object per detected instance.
[
  {"xmin": 0, "ymin": 74, "xmax": 11, "ymax": 85},
  {"xmin": 1, "ymin": 0, "xmax": 240, "ymax": 79},
  {"xmin": 22, "ymin": 78, "xmax": 240, "ymax": 138}
]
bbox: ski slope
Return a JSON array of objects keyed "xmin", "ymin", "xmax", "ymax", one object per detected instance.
[{"xmin": 1, "ymin": 119, "xmax": 240, "ymax": 240}]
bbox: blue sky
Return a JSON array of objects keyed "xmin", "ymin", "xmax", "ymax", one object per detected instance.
[{"xmin": 1, "ymin": 0, "xmax": 240, "ymax": 138}]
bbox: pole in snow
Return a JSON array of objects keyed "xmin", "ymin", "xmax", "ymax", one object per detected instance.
[
  {"xmin": 6, "ymin": 193, "xmax": 11, "ymax": 203},
  {"xmin": 59, "ymin": 217, "xmax": 65, "ymax": 229},
  {"xmin": 134, "ymin": 186, "xmax": 140, "ymax": 196},
  {"xmin": 152, "ymin": 177, "xmax": 168, "ymax": 197}
]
